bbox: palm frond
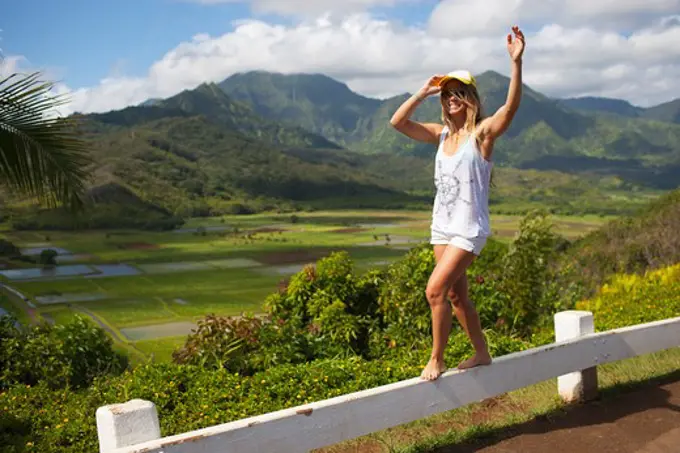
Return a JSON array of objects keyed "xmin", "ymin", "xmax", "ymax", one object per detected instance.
[{"xmin": 0, "ymin": 71, "xmax": 92, "ymax": 209}]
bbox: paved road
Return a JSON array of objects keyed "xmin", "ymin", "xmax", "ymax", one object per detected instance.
[{"xmin": 433, "ymin": 376, "xmax": 680, "ymax": 453}]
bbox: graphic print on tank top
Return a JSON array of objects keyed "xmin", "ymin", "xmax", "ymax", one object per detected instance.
[{"xmin": 434, "ymin": 136, "xmax": 473, "ymax": 221}]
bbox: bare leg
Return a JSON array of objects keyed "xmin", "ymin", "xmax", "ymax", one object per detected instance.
[
  {"xmin": 422, "ymin": 245, "xmax": 475, "ymax": 380},
  {"xmin": 449, "ymin": 275, "xmax": 492, "ymax": 369},
  {"xmin": 432, "ymin": 246, "xmax": 492, "ymax": 371}
]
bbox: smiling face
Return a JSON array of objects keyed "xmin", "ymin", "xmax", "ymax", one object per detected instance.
[
  {"xmin": 439, "ymin": 78, "xmax": 484, "ymax": 134},
  {"xmin": 440, "ymin": 79, "xmax": 469, "ymax": 116}
]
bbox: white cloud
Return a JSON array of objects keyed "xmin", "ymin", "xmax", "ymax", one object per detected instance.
[
  {"xmin": 428, "ymin": 0, "xmax": 528, "ymax": 37},
  {"xmin": 186, "ymin": 0, "xmax": 411, "ymax": 17},
  {"xmin": 7, "ymin": 4, "xmax": 680, "ymax": 114},
  {"xmin": 524, "ymin": 21, "xmax": 680, "ymax": 103},
  {"xmin": 428, "ymin": 0, "xmax": 680, "ymax": 37},
  {"xmin": 60, "ymin": 15, "xmax": 512, "ymax": 113},
  {"xmin": 564, "ymin": 0, "xmax": 680, "ymax": 21}
]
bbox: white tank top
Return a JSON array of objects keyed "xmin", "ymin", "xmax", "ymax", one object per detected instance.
[{"xmin": 431, "ymin": 126, "xmax": 493, "ymax": 238}]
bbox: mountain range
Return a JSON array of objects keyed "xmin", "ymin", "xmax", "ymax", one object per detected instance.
[
  {"xmin": 559, "ymin": 97, "xmax": 680, "ymax": 123},
  {"xmin": 9, "ymin": 70, "xmax": 680, "ymax": 230},
  {"xmin": 217, "ymin": 71, "xmax": 680, "ymax": 187},
  {"xmin": 130, "ymin": 70, "xmax": 680, "ymax": 187}
]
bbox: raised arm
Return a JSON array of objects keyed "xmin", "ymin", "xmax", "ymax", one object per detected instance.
[
  {"xmin": 480, "ymin": 26, "xmax": 526, "ymax": 142},
  {"xmin": 390, "ymin": 75, "xmax": 445, "ymax": 145}
]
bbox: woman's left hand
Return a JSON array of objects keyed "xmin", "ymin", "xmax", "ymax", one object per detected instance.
[{"xmin": 507, "ymin": 25, "xmax": 525, "ymax": 62}]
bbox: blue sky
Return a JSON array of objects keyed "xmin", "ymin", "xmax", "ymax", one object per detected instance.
[
  {"xmin": 2, "ymin": 0, "xmax": 437, "ymax": 89},
  {"xmin": 2, "ymin": 0, "xmax": 678, "ymax": 112},
  {"xmin": 4, "ymin": 0, "xmax": 255, "ymax": 87}
]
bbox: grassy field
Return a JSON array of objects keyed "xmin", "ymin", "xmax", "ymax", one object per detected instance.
[{"xmin": 0, "ymin": 209, "xmax": 610, "ymax": 362}]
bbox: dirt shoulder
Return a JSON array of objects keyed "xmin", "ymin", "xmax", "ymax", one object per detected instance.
[{"xmin": 433, "ymin": 376, "xmax": 680, "ymax": 453}]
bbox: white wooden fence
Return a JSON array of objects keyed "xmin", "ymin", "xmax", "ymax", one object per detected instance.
[{"xmin": 96, "ymin": 311, "xmax": 680, "ymax": 453}]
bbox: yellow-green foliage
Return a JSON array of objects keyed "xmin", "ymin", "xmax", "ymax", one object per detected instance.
[{"xmin": 576, "ymin": 264, "xmax": 680, "ymax": 331}]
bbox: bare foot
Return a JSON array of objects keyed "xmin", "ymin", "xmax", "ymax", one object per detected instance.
[
  {"xmin": 457, "ymin": 353, "xmax": 492, "ymax": 370},
  {"xmin": 421, "ymin": 357, "xmax": 447, "ymax": 381}
]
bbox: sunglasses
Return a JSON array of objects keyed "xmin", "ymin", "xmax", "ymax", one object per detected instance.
[{"xmin": 441, "ymin": 89, "xmax": 467, "ymax": 99}]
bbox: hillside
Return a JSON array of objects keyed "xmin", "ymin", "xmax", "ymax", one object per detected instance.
[
  {"xmin": 219, "ymin": 70, "xmax": 593, "ymax": 144},
  {"xmin": 644, "ymin": 98, "xmax": 680, "ymax": 124},
  {"xmin": 76, "ymin": 114, "xmax": 425, "ymax": 217},
  {"xmin": 557, "ymin": 96, "xmax": 680, "ymax": 125},
  {"xmin": 219, "ymin": 71, "xmax": 381, "ymax": 146},
  {"xmin": 559, "ymin": 187, "xmax": 680, "ymax": 297},
  {"xmin": 283, "ymin": 147, "xmax": 654, "ymax": 215},
  {"xmin": 558, "ymin": 97, "xmax": 644, "ymax": 118},
  {"xmin": 9, "ymin": 182, "xmax": 183, "ymax": 231},
  {"xmin": 77, "ymin": 110, "xmax": 654, "ymax": 218},
  {"xmin": 87, "ymin": 83, "xmax": 341, "ymax": 150},
  {"xmin": 6, "ymin": 107, "xmax": 424, "ymax": 230},
  {"xmin": 354, "ymin": 71, "xmax": 593, "ymax": 158}
]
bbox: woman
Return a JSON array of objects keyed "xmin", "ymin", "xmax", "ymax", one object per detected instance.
[{"xmin": 390, "ymin": 26, "xmax": 525, "ymax": 380}]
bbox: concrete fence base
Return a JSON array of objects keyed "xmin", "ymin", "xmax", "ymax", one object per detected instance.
[
  {"xmin": 96, "ymin": 399, "xmax": 161, "ymax": 453},
  {"xmin": 554, "ymin": 310, "xmax": 599, "ymax": 402}
]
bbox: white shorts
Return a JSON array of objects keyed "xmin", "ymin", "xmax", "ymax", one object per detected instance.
[{"xmin": 430, "ymin": 229, "xmax": 487, "ymax": 256}]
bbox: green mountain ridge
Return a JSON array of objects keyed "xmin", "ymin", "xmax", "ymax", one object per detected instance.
[
  {"xmin": 218, "ymin": 70, "xmax": 680, "ymax": 189},
  {"xmin": 558, "ymin": 97, "xmax": 644, "ymax": 118},
  {"xmin": 559, "ymin": 96, "xmax": 680, "ymax": 124},
  {"xmin": 219, "ymin": 71, "xmax": 382, "ymax": 147},
  {"xmin": 644, "ymin": 98, "xmax": 680, "ymax": 124},
  {"xmin": 88, "ymin": 82, "xmax": 342, "ymax": 150}
]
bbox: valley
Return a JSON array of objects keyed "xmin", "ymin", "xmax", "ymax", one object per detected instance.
[
  {"xmin": 1, "ymin": 68, "xmax": 679, "ymax": 362},
  {"xmin": 0, "ymin": 209, "xmax": 608, "ymax": 362}
]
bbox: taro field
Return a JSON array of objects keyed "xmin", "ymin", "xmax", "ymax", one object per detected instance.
[{"xmin": 0, "ymin": 210, "xmax": 608, "ymax": 362}]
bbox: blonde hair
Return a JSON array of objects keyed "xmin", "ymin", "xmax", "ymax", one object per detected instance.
[{"xmin": 440, "ymin": 83, "xmax": 484, "ymax": 137}]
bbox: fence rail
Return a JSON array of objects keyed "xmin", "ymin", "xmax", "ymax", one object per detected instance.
[{"xmin": 97, "ymin": 311, "xmax": 680, "ymax": 453}]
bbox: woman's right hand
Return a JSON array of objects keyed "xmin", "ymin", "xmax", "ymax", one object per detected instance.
[
  {"xmin": 391, "ymin": 74, "xmax": 446, "ymax": 144},
  {"xmin": 416, "ymin": 75, "xmax": 444, "ymax": 99}
]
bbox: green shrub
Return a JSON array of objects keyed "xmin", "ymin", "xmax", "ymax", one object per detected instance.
[
  {"xmin": 264, "ymin": 265, "xmax": 316, "ymax": 323},
  {"xmin": 265, "ymin": 252, "xmax": 383, "ymax": 357},
  {"xmin": 576, "ymin": 263, "xmax": 680, "ymax": 331},
  {"xmin": 249, "ymin": 317, "xmax": 317, "ymax": 369},
  {"xmin": 0, "ymin": 382, "xmax": 99, "ymax": 453},
  {"xmin": 375, "ymin": 243, "xmax": 435, "ymax": 353},
  {"xmin": 468, "ymin": 238, "xmax": 509, "ymax": 276},
  {"xmin": 0, "ymin": 316, "xmax": 127, "ymax": 390},
  {"xmin": 498, "ymin": 210, "xmax": 566, "ymax": 335},
  {"xmin": 172, "ymin": 313, "xmax": 331, "ymax": 375},
  {"xmin": 172, "ymin": 314, "xmax": 262, "ymax": 374},
  {"xmin": 468, "ymin": 272, "xmax": 513, "ymax": 331},
  {"xmin": 174, "ymin": 212, "xmax": 573, "ymax": 372},
  {"xmin": 39, "ymin": 249, "xmax": 58, "ymax": 267}
]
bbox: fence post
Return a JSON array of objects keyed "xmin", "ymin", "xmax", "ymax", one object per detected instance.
[
  {"xmin": 96, "ymin": 399, "xmax": 161, "ymax": 453},
  {"xmin": 554, "ymin": 310, "xmax": 599, "ymax": 402}
]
